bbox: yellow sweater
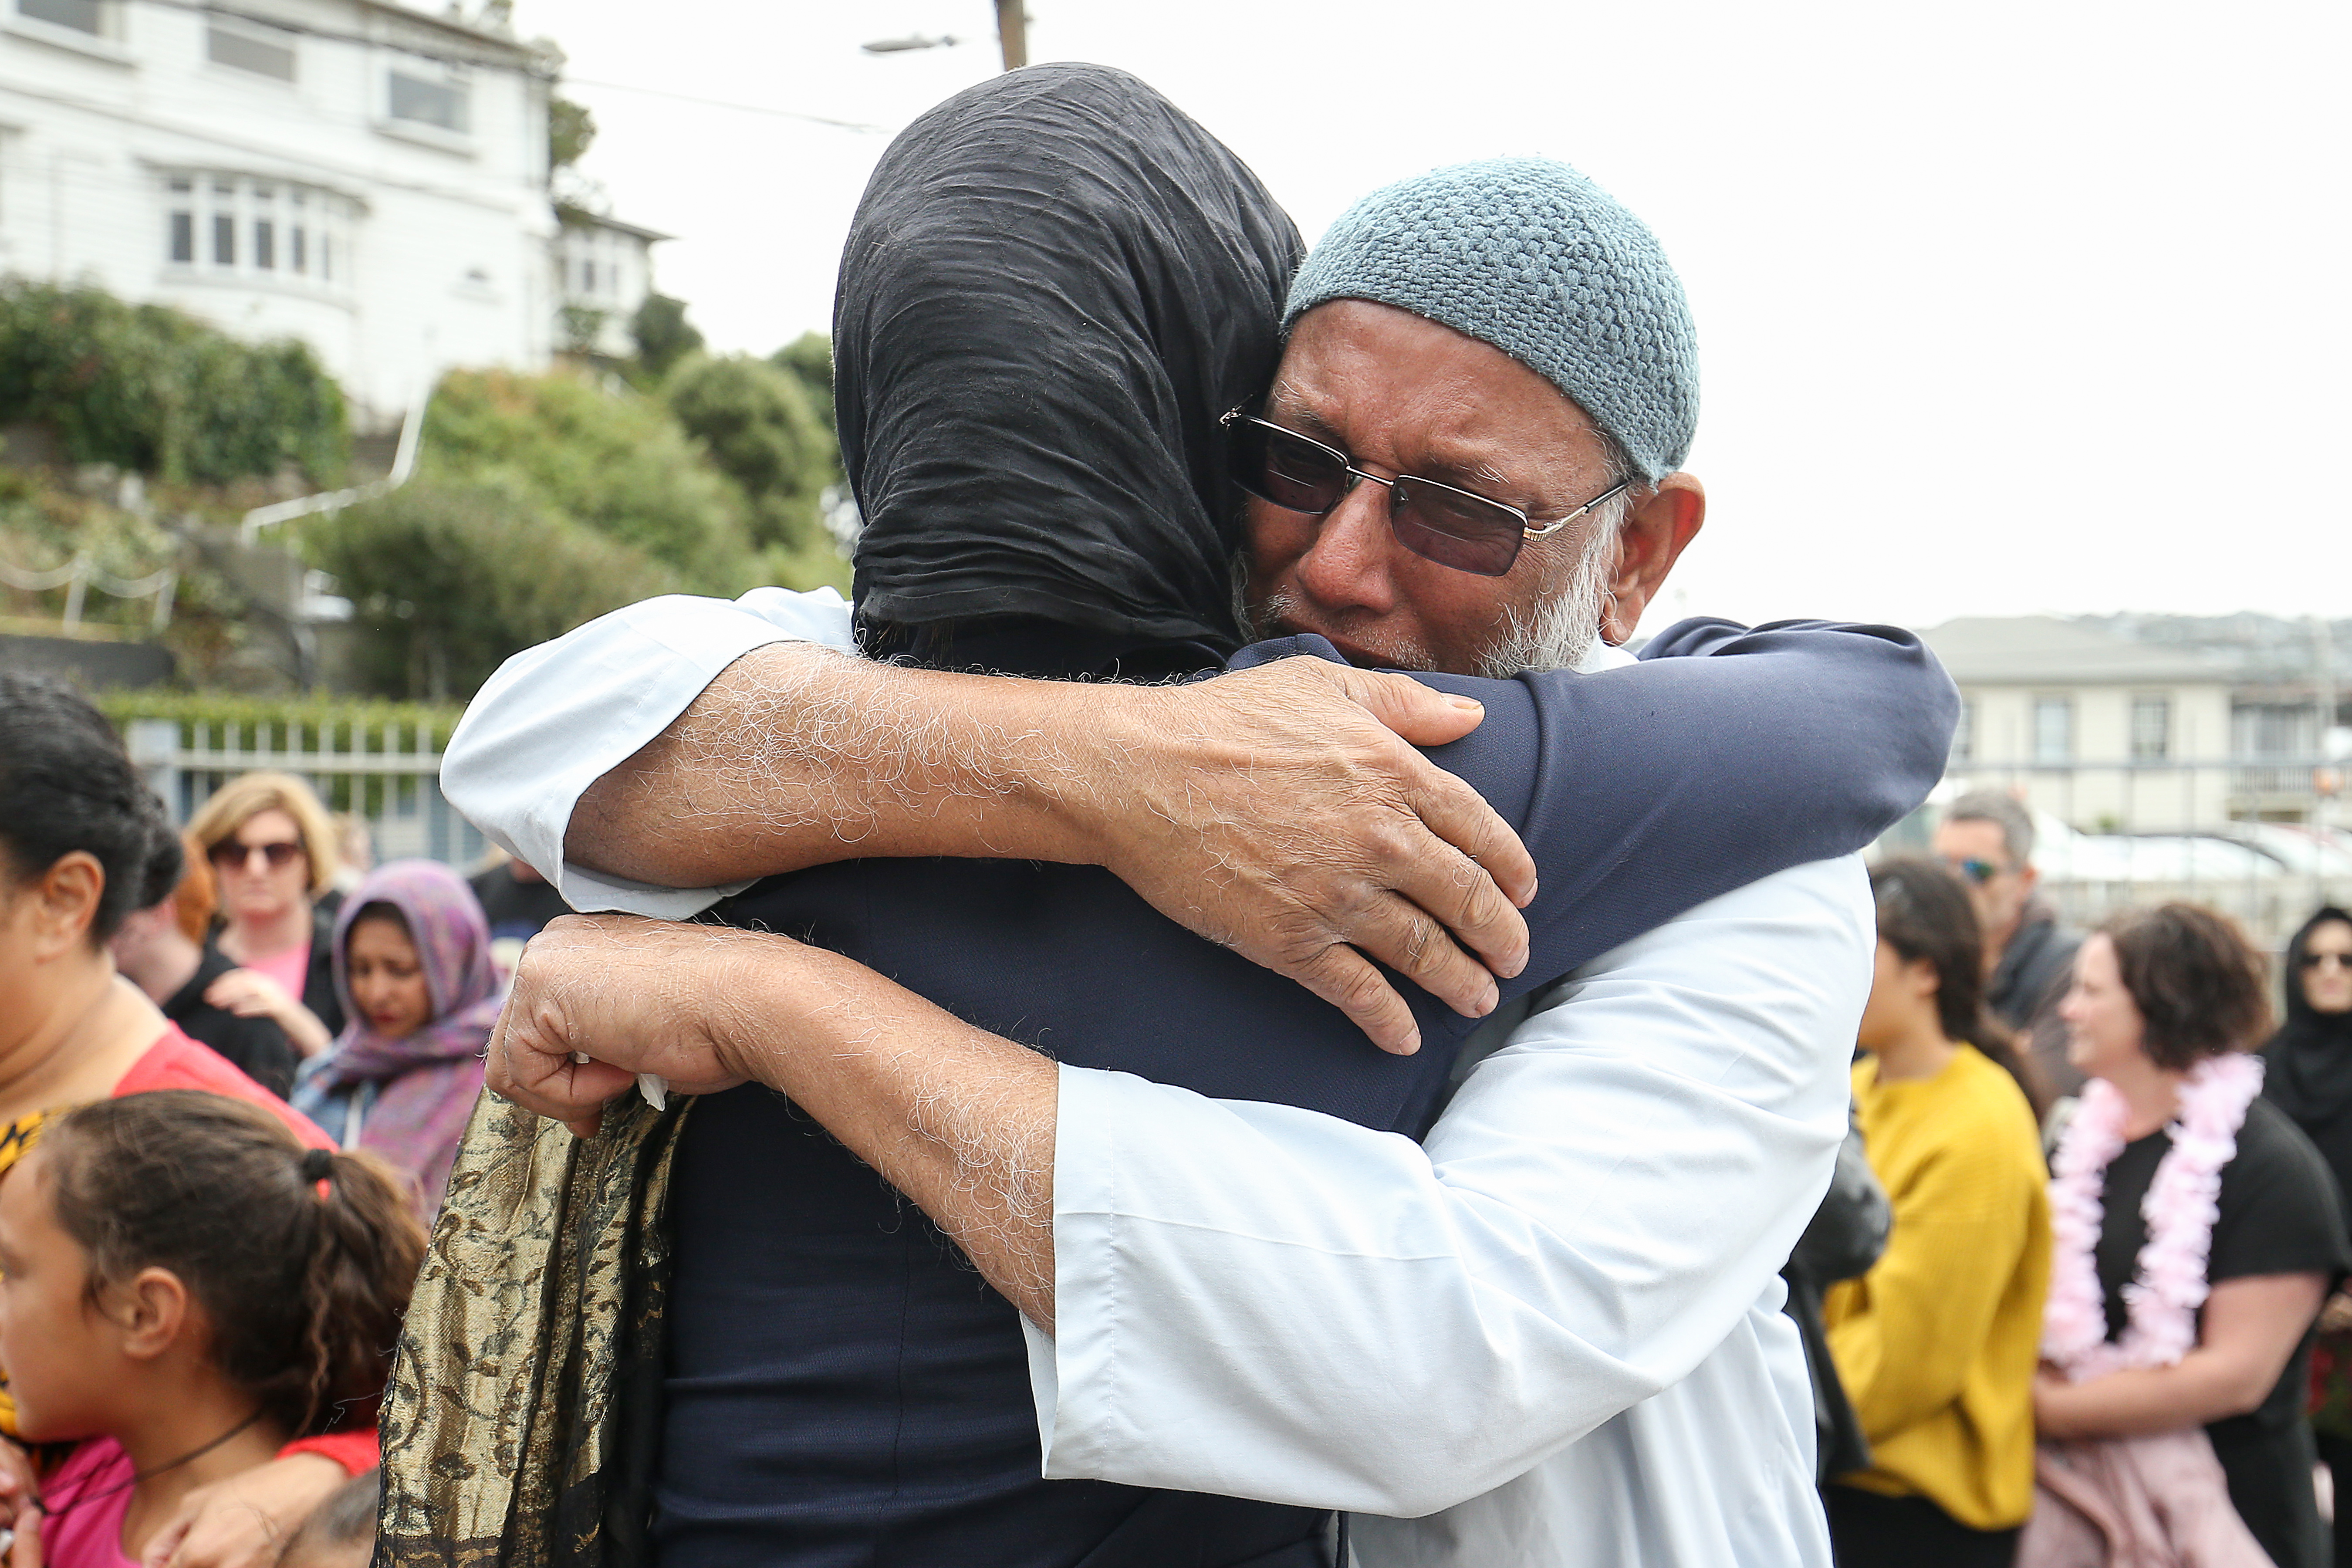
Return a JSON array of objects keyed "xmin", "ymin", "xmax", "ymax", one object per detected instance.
[{"xmin": 1824, "ymin": 1044, "xmax": 2052, "ymax": 1531}]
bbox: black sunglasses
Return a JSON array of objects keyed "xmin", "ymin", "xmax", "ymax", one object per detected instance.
[
  {"xmin": 1221, "ymin": 407, "xmax": 1629, "ymax": 578},
  {"xmin": 210, "ymin": 838, "xmax": 304, "ymax": 871}
]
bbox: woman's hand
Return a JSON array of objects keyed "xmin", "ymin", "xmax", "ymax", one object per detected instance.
[
  {"xmin": 0, "ymin": 1436, "xmax": 35, "ymax": 1544},
  {"xmin": 2319, "ymin": 1289, "xmax": 2352, "ymax": 1336},
  {"xmin": 138, "ymin": 1453, "xmax": 346, "ymax": 1568},
  {"xmin": 203, "ymin": 970, "xmax": 333, "ymax": 1058}
]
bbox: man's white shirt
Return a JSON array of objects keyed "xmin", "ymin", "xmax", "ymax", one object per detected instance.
[{"xmin": 443, "ymin": 588, "xmax": 1869, "ymax": 1568}]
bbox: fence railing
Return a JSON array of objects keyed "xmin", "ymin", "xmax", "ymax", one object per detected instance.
[{"xmin": 125, "ymin": 716, "xmax": 486, "ymax": 869}]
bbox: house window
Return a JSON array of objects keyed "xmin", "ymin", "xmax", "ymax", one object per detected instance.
[
  {"xmin": 2033, "ymin": 696, "xmax": 2072, "ymax": 764},
  {"xmin": 582, "ymin": 258, "xmax": 596, "ymax": 293},
  {"xmin": 388, "ymin": 68, "xmax": 470, "ymax": 134},
  {"xmin": 2131, "ymin": 696, "xmax": 2170, "ymax": 762},
  {"xmin": 18, "ymin": 0, "xmax": 105, "ymax": 34},
  {"xmin": 166, "ymin": 176, "xmax": 193, "ymax": 263},
  {"xmin": 1952, "ymin": 698, "xmax": 1974, "ymax": 762},
  {"xmin": 162, "ymin": 172, "xmax": 353, "ymax": 289},
  {"xmin": 206, "ymin": 18, "xmax": 295, "ymax": 79}
]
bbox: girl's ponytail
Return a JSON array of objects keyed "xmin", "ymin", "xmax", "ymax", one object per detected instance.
[
  {"xmin": 41, "ymin": 1092, "xmax": 426, "ymax": 1436},
  {"xmin": 296, "ymin": 1145, "xmax": 426, "ymax": 1433}
]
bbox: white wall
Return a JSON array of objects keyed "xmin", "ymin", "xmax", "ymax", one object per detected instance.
[{"xmin": 0, "ymin": 0, "xmax": 553, "ymax": 428}]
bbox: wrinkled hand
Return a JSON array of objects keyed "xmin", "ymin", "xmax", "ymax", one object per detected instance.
[
  {"xmin": 1071, "ymin": 656, "xmax": 1537, "ymax": 1053},
  {"xmin": 486, "ymin": 915, "xmax": 762, "ymax": 1136},
  {"xmin": 139, "ymin": 1453, "xmax": 344, "ymax": 1568}
]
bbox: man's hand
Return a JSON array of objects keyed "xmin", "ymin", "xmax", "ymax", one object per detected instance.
[
  {"xmin": 568, "ymin": 642, "xmax": 1534, "ymax": 1055},
  {"xmin": 1069, "ymin": 657, "xmax": 1534, "ymax": 1053},
  {"xmin": 486, "ymin": 915, "xmax": 761, "ymax": 1135},
  {"xmin": 138, "ymin": 1453, "xmax": 345, "ymax": 1568}
]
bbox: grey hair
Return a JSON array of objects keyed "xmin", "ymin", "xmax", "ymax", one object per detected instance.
[{"xmin": 1945, "ymin": 788, "xmax": 2036, "ymax": 868}]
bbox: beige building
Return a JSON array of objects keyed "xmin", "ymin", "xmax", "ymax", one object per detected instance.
[{"xmin": 1924, "ymin": 616, "xmax": 2266, "ymax": 833}]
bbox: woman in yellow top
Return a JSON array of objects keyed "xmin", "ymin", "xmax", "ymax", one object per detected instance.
[{"xmin": 1824, "ymin": 857, "xmax": 2052, "ymax": 1567}]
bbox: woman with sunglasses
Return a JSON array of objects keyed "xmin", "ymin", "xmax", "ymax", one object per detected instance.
[
  {"xmin": 186, "ymin": 771, "xmax": 343, "ymax": 1058},
  {"xmin": 2262, "ymin": 905, "xmax": 2352, "ymax": 1564}
]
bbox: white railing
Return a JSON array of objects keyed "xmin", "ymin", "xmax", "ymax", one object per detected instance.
[
  {"xmin": 0, "ymin": 551, "xmax": 177, "ymax": 631},
  {"xmin": 125, "ymin": 717, "xmax": 485, "ymax": 868}
]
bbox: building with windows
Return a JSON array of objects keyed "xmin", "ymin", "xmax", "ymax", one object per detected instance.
[
  {"xmin": 0, "ymin": 0, "xmax": 584, "ymax": 428},
  {"xmin": 553, "ymin": 205, "xmax": 665, "ymax": 360},
  {"xmin": 1922, "ymin": 615, "xmax": 2346, "ymax": 833}
]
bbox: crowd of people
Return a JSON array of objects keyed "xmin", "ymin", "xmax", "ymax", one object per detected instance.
[{"xmin": 0, "ymin": 61, "xmax": 2345, "ymax": 1568}]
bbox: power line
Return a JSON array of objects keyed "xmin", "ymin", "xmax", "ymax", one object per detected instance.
[{"xmin": 561, "ymin": 77, "xmax": 890, "ymax": 135}]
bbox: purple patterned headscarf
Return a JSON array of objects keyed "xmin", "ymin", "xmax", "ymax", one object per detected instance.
[{"xmin": 313, "ymin": 859, "xmax": 504, "ymax": 1213}]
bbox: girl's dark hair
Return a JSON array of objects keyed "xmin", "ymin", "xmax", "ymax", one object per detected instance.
[
  {"xmin": 40, "ymin": 1092, "xmax": 426, "ymax": 1436},
  {"xmin": 0, "ymin": 673, "xmax": 181, "ymax": 942},
  {"xmin": 2100, "ymin": 902, "xmax": 2272, "ymax": 1071},
  {"xmin": 1871, "ymin": 857, "xmax": 2045, "ymax": 1116}
]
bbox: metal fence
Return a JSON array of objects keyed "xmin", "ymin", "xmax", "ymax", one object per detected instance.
[{"xmin": 124, "ymin": 716, "xmax": 487, "ymax": 868}]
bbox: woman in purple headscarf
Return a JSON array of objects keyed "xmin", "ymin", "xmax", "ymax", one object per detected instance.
[{"xmin": 293, "ymin": 859, "xmax": 502, "ymax": 1218}]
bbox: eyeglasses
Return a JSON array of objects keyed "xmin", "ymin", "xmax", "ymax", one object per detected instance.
[
  {"xmin": 1221, "ymin": 407, "xmax": 1631, "ymax": 578},
  {"xmin": 209, "ymin": 838, "xmax": 304, "ymax": 872},
  {"xmin": 2302, "ymin": 951, "xmax": 2352, "ymax": 972},
  {"xmin": 1941, "ymin": 855, "xmax": 2006, "ymax": 886}
]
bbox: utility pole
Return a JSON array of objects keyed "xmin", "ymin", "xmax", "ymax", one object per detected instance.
[{"xmin": 995, "ymin": 0, "xmax": 1027, "ymax": 69}]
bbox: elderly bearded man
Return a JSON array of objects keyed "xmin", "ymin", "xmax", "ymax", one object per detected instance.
[{"xmin": 431, "ymin": 69, "xmax": 1952, "ymax": 1568}]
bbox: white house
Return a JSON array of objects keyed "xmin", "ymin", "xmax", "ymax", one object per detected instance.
[
  {"xmin": 553, "ymin": 205, "xmax": 666, "ymax": 360},
  {"xmin": 0, "ymin": 0, "xmax": 561, "ymax": 428}
]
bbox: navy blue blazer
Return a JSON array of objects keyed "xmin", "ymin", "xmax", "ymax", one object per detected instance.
[{"xmin": 652, "ymin": 620, "xmax": 1956, "ymax": 1568}]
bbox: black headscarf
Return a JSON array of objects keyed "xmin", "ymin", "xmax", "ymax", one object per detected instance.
[
  {"xmin": 835, "ymin": 64, "xmax": 1303, "ymax": 668},
  {"xmin": 2264, "ymin": 905, "xmax": 2352, "ymax": 1196}
]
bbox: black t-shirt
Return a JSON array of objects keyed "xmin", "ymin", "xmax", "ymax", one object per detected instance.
[
  {"xmin": 470, "ymin": 865, "xmax": 572, "ymax": 946},
  {"xmin": 161, "ymin": 944, "xmax": 298, "ymax": 1099},
  {"xmin": 2096, "ymin": 1094, "xmax": 2350, "ymax": 1568}
]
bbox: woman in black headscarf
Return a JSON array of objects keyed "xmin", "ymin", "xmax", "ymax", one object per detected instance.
[
  {"xmin": 838, "ymin": 63, "xmax": 1301, "ymax": 679},
  {"xmin": 2265, "ymin": 903, "xmax": 2352, "ymax": 1558}
]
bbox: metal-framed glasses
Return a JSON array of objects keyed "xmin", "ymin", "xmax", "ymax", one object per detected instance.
[{"xmin": 1221, "ymin": 407, "xmax": 1630, "ymax": 578}]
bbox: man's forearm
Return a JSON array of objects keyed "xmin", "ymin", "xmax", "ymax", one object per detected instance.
[
  {"xmin": 568, "ymin": 641, "xmax": 1101, "ymax": 889},
  {"xmin": 705, "ymin": 935, "xmax": 1063, "ymax": 1329}
]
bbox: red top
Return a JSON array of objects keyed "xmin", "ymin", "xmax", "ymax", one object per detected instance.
[{"xmin": 112, "ymin": 1025, "xmax": 333, "ymax": 1149}]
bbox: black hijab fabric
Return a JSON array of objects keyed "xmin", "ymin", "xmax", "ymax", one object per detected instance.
[
  {"xmin": 2264, "ymin": 906, "xmax": 2352, "ymax": 1195},
  {"xmin": 835, "ymin": 64, "xmax": 1303, "ymax": 660}
]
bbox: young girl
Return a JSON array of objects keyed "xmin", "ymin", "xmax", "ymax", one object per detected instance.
[
  {"xmin": 293, "ymin": 860, "xmax": 504, "ymax": 1219},
  {"xmin": 0, "ymin": 1091, "xmax": 422, "ymax": 1568}
]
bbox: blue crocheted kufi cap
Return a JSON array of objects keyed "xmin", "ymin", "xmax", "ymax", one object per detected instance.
[{"xmin": 1283, "ymin": 156, "xmax": 1699, "ymax": 482}]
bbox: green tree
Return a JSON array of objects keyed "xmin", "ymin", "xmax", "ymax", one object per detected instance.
[
  {"xmin": 662, "ymin": 354, "xmax": 832, "ymax": 554},
  {"xmin": 308, "ymin": 479, "xmax": 660, "ymax": 701},
  {"xmin": 630, "ymin": 293, "xmax": 703, "ymax": 384},
  {"xmin": 0, "ymin": 280, "xmax": 347, "ymax": 484},
  {"xmin": 770, "ymin": 332, "xmax": 837, "ymax": 438},
  {"xmin": 418, "ymin": 366, "xmax": 752, "ymax": 590},
  {"xmin": 549, "ymin": 94, "xmax": 596, "ymax": 172}
]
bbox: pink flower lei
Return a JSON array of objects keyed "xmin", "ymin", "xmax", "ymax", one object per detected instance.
[{"xmin": 2041, "ymin": 1052, "xmax": 2265, "ymax": 1380}]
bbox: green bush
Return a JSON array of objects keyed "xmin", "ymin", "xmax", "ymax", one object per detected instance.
[
  {"xmin": 417, "ymin": 367, "xmax": 752, "ymax": 590},
  {"xmin": 663, "ymin": 353, "xmax": 832, "ymax": 554},
  {"xmin": 97, "ymin": 689, "xmax": 465, "ymax": 754},
  {"xmin": 0, "ymin": 279, "xmax": 348, "ymax": 484},
  {"xmin": 770, "ymin": 332, "xmax": 837, "ymax": 438},
  {"xmin": 630, "ymin": 293, "xmax": 703, "ymax": 383},
  {"xmin": 306, "ymin": 478, "xmax": 662, "ymax": 701}
]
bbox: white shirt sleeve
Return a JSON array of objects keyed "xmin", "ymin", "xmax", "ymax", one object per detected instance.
[
  {"xmin": 439, "ymin": 586, "xmax": 856, "ymax": 919},
  {"xmin": 1025, "ymin": 855, "xmax": 1871, "ymax": 1518}
]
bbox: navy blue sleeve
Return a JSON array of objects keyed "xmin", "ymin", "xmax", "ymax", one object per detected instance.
[{"xmin": 1228, "ymin": 618, "xmax": 1956, "ymax": 999}]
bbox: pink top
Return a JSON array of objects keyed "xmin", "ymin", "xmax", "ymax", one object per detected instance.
[
  {"xmin": 239, "ymin": 940, "xmax": 310, "ymax": 1003},
  {"xmin": 39, "ymin": 1437, "xmax": 138, "ymax": 1568}
]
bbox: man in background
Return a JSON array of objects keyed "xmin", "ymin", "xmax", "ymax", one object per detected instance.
[{"xmin": 1933, "ymin": 788, "xmax": 2080, "ymax": 1096}]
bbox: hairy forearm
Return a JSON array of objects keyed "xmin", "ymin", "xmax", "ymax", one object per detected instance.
[
  {"xmin": 709, "ymin": 937, "xmax": 1062, "ymax": 1330},
  {"xmin": 566, "ymin": 641, "xmax": 1102, "ymax": 888}
]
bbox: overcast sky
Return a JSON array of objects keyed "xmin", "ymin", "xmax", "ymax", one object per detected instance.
[{"xmin": 512, "ymin": 0, "xmax": 2348, "ymax": 637}]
